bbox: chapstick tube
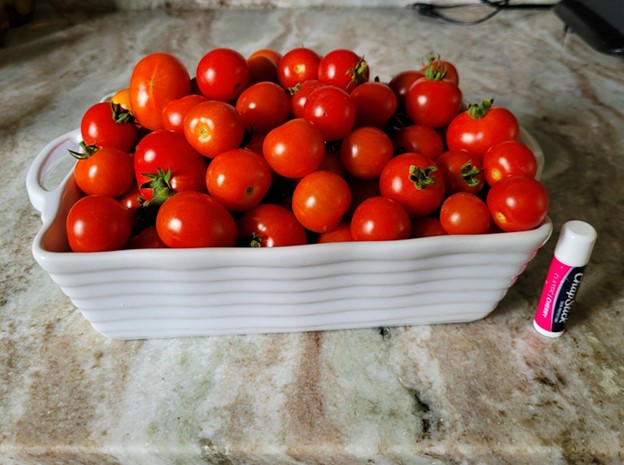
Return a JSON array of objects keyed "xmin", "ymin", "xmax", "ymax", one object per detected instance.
[{"xmin": 533, "ymin": 220, "xmax": 597, "ymax": 337}]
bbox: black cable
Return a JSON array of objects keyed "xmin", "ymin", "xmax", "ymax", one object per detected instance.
[{"xmin": 408, "ymin": 0, "xmax": 556, "ymax": 25}]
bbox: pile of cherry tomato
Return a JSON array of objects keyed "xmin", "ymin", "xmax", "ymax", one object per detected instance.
[{"xmin": 64, "ymin": 47, "xmax": 549, "ymax": 252}]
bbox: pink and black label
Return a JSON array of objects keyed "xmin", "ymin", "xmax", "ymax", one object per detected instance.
[{"xmin": 534, "ymin": 257, "xmax": 585, "ymax": 334}]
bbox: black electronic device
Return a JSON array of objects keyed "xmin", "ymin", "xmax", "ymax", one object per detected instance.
[{"xmin": 554, "ymin": 0, "xmax": 624, "ymax": 55}]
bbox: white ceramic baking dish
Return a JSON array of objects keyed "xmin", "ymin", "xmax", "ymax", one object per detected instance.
[{"xmin": 26, "ymin": 128, "xmax": 552, "ymax": 339}]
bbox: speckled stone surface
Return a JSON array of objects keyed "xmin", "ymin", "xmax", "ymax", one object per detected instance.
[{"xmin": 1, "ymin": 6, "xmax": 623, "ymax": 465}]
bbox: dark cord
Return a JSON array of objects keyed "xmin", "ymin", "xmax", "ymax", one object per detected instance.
[{"xmin": 408, "ymin": 0, "xmax": 556, "ymax": 25}]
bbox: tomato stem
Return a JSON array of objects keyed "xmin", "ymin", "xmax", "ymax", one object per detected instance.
[
  {"xmin": 423, "ymin": 56, "xmax": 448, "ymax": 82},
  {"xmin": 460, "ymin": 161, "xmax": 483, "ymax": 187},
  {"xmin": 68, "ymin": 141, "xmax": 98, "ymax": 160},
  {"xmin": 409, "ymin": 164, "xmax": 437, "ymax": 190},
  {"xmin": 140, "ymin": 168, "xmax": 175, "ymax": 207},
  {"xmin": 466, "ymin": 98, "xmax": 494, "ymax": 120},
  {"xmin": 110, "ymin": 102, "xmax": 135, "ymax": 124}
]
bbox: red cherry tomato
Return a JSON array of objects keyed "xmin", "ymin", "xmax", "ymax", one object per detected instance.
[
  {"xmin": 206, "ymin": 148, "xmax": 272, "ymax": 212},
  {"xmin": 303, "ymin": 85, "xmax": 356, "ymax": 142},
  {"xmin": 379, "ymin": 152, "xmax": 446, "ymax": 218},
  {"xmin": 483, "ymin": 139, "xmax": 538, "ymax": 186},
  {"xmin": 317, "ymin": 222, "xmax": 353, "ymax": 243},
  {"xmin": 439, "ymin": 192, "xmax": 491, "ymax": 235},
  {"xmin": 247, "ymin": 54, "xmax": 279, "ymax": 85},
  {"xmin": 235, "ymin": 81, "xmax": 291, "ymax": 135},
  {"xmin": 262, "ymin": 118, "xmax": 325, "ymax": 179},
  {"xmin": 183, "ymin": 100, "xmax": 246, "ymax": 159},
  {"xmin": 405, "ymin": 70, "xmax": 462, "ymax": 129},
  {"xmin": 446, "ymin": 98, "xmax": 520, "ymax": 156},
  {"xmin": 317, "ymin": 49, "xmax": 369, "ymax": 93},
  {"xmin": 248, "ymin": 48, "xmax": 282, "ymax": 66},
  {"xmin": 340, "ymin": 126, "xmax": 394, "ymax": 180},
  {"xmin": 410, "ymin": 216, "xmax": 447, "ymax": 238},
  {"xmin": 80, "ymin": 101, "xmax": 138, "ymax": 152},
  {"xmin": 156, "ymin": 191, "xmax": 237, "ymax": 248},
  {"xmin": 486, "ymin": 175, "xmax": 549, "ymax": 232},
  {"xmin": 419, "ymin": 56, "xmax": 459, "ymax": 85},
  {"xmin": 66, "ymin": 195, "xmax": 132, "ymax": 252},
  {"xmin": 350, "ymin": 81, "xmax": 398, "ymax": 128},
  {"xmin": 393, "ymin": 124, "xmax": 444, "ymax": 160},
  {"xmin": 277, "ymin": 47, "xmax": 321, "ymax": 89},
  {"xmin": 195, "ymin": 48, "xmax": 250, "ymax": 102},
  {"xmin": 72, "ymin": 145, "xmax": 135, "ymax": 198},
  {"xmin": 134, "ymin": 129, "xmax": 208, "ymax": 203},
  {"xmin": 436, "ymin": 149, "xmax": 485, "ymax": 195},
  {"xmin": 126, "ymin": 226, "xmax": 168, "ymax": 249},
  {"xmin": 292, "ymin": 171, "xmax": 352, "ymax": 233},
  {"xmin": 350, "ymin": 196, "xmax": 411, "ymax": 241},
  {"xmin": 237, "ymin": 203, "xmax": 308, "ymax": 247},
  {"xmin": 388, "ymin": 69, "xmax": 425, "ymax": 110},
  {"xmin": 161, "ymin": 94, "xmax": 207, "ymax": 133},
  {"xmin": 129, "ymin": 52, "xmax": 191, "ymax": 131},
  {"xmin": 290, "ymin": 79, "xmax": 325, "ymax": 118}
]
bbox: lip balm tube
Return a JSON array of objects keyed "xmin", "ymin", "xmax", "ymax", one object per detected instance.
[{"xmin": 533, "ymin": 220, "xmax": 597, "ymax": 337}]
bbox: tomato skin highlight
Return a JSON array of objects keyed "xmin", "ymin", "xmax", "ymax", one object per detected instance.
[
  {"xmin": 129, "ymin": 52, "xmax": 191, "ymax": 131},
  {"xmin": 156, "ymin": 191, "xmax": 237, "ymax": 248},
  {"xmin": 483, "ymin": 140, "xmax": 537, "ymax": 186},
  {"xmin": 277, "ymin": 47, "xmax": 321, "ymax": 89},
  {"xmin": 235, "ymin": 81, "xmax": 291, "ymax": 135},
  {"xmin": 486, "ymin": 175, "xmax": 549, "ymax": 232},
  {"xmin": 317, "ymin": 49, "xmax": 369, "ymax": 93},
  {"xmin": 303, "ymin": 85, "xmax": 356, "ymax": 142},
  {"xmin": 340, "ymin": 126, "xmax": 394, "ymax": 180},
  {"xmin": 66, "ymin": 195, "xmax": 132, "ymax": 252},
  {"xmin": 405, "ymin": 77, "xmax": 462, "ymax": 128}
]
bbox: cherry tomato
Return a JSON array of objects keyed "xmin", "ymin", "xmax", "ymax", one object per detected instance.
[
  {"xmin": 292, "ymin": 171, "xmax": 352, "ymax": 233},
  {"xmin": 247, "ymin": 54, "xmax": 279, "ymax": 85},
  {"xmin": 318, "ymin": 151, "xmax": 346, "ymax": 177},
  {"xmin": 183, "ymin": 100, "xmax": 246, "ymax": 158},
  {"xmin": 317, "ymin": 222, "xmax": 353, "ymax": 243},
  {"xmin": 72, "ymin": 144, "xmax": 135, "ymax": 198},
  {"xmin": 350, "ymin": 82, "xmax": 397, "ymax": 128},
  {"xmin": 248, "ymin": 48, "xmax": 282, "ymax": 65},
  {"xmin": 340, "ymin": 126, "xmax": 393, "ymax": 180},
  {"xmin": 134, "ymin": 129, "xmax": 208, "ymax": 203},
  {"xmin": 436, "ymin": 149, "xmax": 485, "ymax": 195},
  {"xmin": 262, "ymin": 118, "xmax": 325, "ymax": 178},
  {"xmin": 483, "ymin": 139, "xmax": 537, "ymax": 186},
  {"xmin": 290, "ymin": 79, "xmax": 325, "ymax": 118},
  {"xmin": 196, "ymin": 48, "xmax": 250, "ymax": 102},
  {"xmin": 317, "ymin": 49, "xmax": 369, "ymax": 93},
  {"xmin": 393, "ymin": 124, "xmax": 444, "ymax": 160},
  {"xmin": 410, "ymin": 216, "xmax": 446, "ymax": 238},
  {"xmin": 277, "ymin": 47, "xmax": 321, "ymax": 89},
  {"xmin": 405, "ymin": 72, "xmax": 462, "ymax": 129},
  {"xmin": 66, "ymin": 195, "xmax": 132, "ymax": 252},
  {"xmin": 129, "ymin": 52, "xmax": 191, "ymax": 131},
  {"xmin": 439, "ymin": 192, "xmax": 491, "ymax": 235},
  {"xmin": 156, "ymin": 191, "xmax": 237, "ymax": 248},
  {"xmin": 379, "ymin": 152, "xmax": 446, "ymax": 218},
  {"xmin": 446, "ymin": 98, "xmax": 520, "ymax": 156},
  {"xmin": 237, "ymin": 203, "xmax": 308, "ymax": 247},
  {"xmin": 235, "ymin": 81, "xmax": 291, "ymax": 135},
  {"xmin": 80, "ymin": 101, "xmax": 137, "ymax": 152},
  {"xmin": 161, "ymin": 94, "xmax": 207, "ymax": 133},
  {"xmin": 303, "ymin": 85, "xmax": 356, "ymax": 141},
  {"xmin": 419, "ymin": 56, "xmax": 459, "ymax": 85},
  {"xmin": 350, "ymin": 196, "xmax": 411, "ymax": 241},
  {"xmin": 346, "ymin": 177, "xmax": 381, "ymax": 219},
  {"xmin": 388, "ymin": 69, "xmax": 424, "ymax": 110},
  {"xmin": 126, "ymin": 226, "xmax": 168, "ymax": 249},
  {"xmin": 486, "ymin": 175, "xmax": 549, "ymax": 232},
  {"xmin": 110, "ymin": 88, "xmax": 132, "ymax": 112},
  {"xmin": 206, "ymin": 148, "xmax": 272, "ymax": 212}
]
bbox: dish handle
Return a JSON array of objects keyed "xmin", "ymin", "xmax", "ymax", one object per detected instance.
[{"xmin": 26, "ymin": 129, "xmax": 81, "ymax": 223}]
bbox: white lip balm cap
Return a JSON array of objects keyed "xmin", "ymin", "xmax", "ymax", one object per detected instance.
[{"xmin": 554, "ymin": 220, "xmax": 597, "ymax": 267}]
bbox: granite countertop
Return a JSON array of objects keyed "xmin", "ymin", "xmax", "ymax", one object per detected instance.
[{"xmin": 1, "ymin": 6, "xmax": 623, "ymax": 465}]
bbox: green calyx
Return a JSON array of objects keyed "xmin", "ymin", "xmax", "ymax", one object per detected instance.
[
  {"xmin": 466, "ymin": 98, "xmax": 495, "ymax": 120},
  {"xmin": 423, "ymin": 54, "xmax": 448, "ymax": 81},
  {"xmin": 409, "ymin": 164, "xmax": 437, "ymax": 190},
  {"xmin": 461, "ymin": 161, "xmax": 483, "ymax": 187},
  {"xmin": 140, "ymin": 168, "xmax": 175, "ymax": 208},
  {"xmin": 346, "ymin": 56, "xmax": 369, "ymax": 88},
  {"xmin": 68, "ymin": 141, "xmax": 99, "ymax": 160},
  {"xmin": 110, "ymin": 102, "xmax": 135, "ymax": 124}
]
